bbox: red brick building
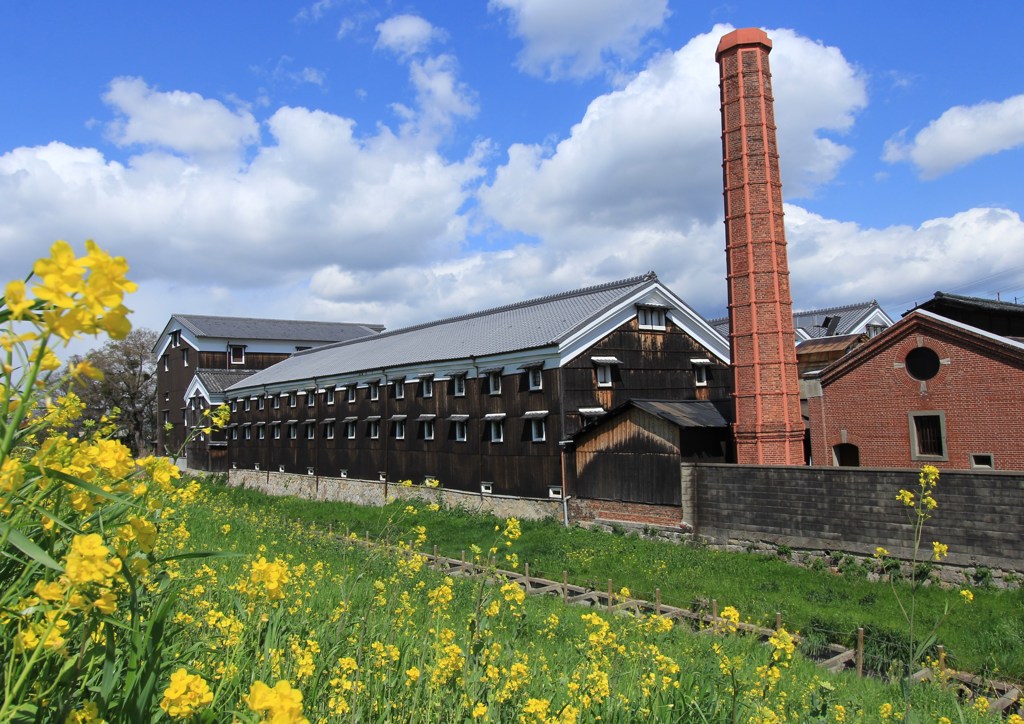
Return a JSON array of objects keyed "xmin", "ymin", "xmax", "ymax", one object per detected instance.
[{"xmin": 806, "ymin": 309, "xmax": 1024, "ymax": 471}]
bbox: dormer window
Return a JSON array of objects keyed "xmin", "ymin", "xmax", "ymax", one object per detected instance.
[
  {"xmin": 691, "ymin": 358, "xmax": 712, "ymax": 388},
  {"xmin": 230, "ymin": 345, "xmax": 245, "ymax": 365},
  {"xmin": 637, "ymin": 306, "xmax": 666, "ymax": 330}
]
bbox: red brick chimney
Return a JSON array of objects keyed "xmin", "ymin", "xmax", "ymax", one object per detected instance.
[{"xmin": 716, "ymin": 28, "xmax": 805, "ymax": 465}]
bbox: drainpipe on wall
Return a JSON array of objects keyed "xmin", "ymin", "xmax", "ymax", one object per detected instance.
[
  {"xmin": 381, "ymin": 369, "xmax": 388, "ymax": 501},
  {"xmin": 471, "ymin": 356, "xmax": 481, "ymax": 492}
]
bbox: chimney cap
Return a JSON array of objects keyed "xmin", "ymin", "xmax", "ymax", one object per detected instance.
[{"xmin": 716, "ymin": 28, "xmax": 772, "ymax": 60}]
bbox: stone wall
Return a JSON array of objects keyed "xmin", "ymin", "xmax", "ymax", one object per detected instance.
[
  {"xmin": 227, "ymin": 470, "xmax": 562, "ymax": 521},
  {"xmin": 694, "ymin": 463, "xmax": 1023, "ymax": 574}
]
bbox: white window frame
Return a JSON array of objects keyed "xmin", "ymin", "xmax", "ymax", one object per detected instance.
[
  {"xmin": 230, "ymin": 400, "xmax": 237, "ymax": 412},
  {"xmin": 243, "ymin": 426, "xmax": 251, "ymax": 440},
  {"xmin": 394, "ymin": 420, "xmax": 406, "ymax": 440},
  {"xmin": 258, "ymin": 396, "xmax": 265, "ymax": 411},
  {"xmin": 394, "ymin": 380, "xmax": 405, "ymax": 399},
  {"xmin": 596, "ymin": 364, "xmax": 613, "ymax": 388},
  {"xmin": 230, "ymin": 345, "xmax": 245, "ymax": 365},
  {"xmin": 289, "ymin": 392, "xmax": 298, "ymax": 408},
  {"xmin": 326, "ymin": 389, "xmax": 335, "ymax": 405},
  {"xmin": 307, "ymin": 392, "xmax": 315, "ymax": 407},
  {"xmin": 694, "ymin": 366, "xmax": 708, "ymax": 387},
  {"xmin": 421, "ymin": 377, "xmax": 434, "ymax": 398},
  {"xmin": 487, "ymin": 372, "xmax": 502, "ymax": 395},
  {"xmin": 368, "ymin": 420, "xmax": 380, "ymax": 440},
  {"xmin": 258, "ymin": 426, "xmax": 265, "ymax": 440},
  {"xmin": 306, "ymin": 423, "xmax": 315, "ymax": 440},
  {"xmin": 231, "ymin": 428, "xmax": 238, "ymax": 440},
  {"xmin": 454, "ymin": 420, "xmax": 467, "ymax": 442},
  {"xmin": 273, "ymin": 396, "xmax": 280, "ymax": 410},
  {"xmin": 453, "ymin": 375, "xmax": 466, "ymax": 397},
  {"xmin": 369, "ymin": 381, "xmax": 380, "ymax": 401},
  {"xmin": 346, "ymin": 421, "xmax": 356, "ymax": 439},
  {"xmin": 531, "ymin": 418, "xmax": 546, "ymax": 443},
  {"xmin": 325, "ymin": 422, "xmax": 335, "ymax": 440},
  {"xmin": 347, "ymin": 386, "xmax": 357, "ymax": 404},
  {"xmin": 908, "ymin": 411, "xmax": 948, "ymax": 462},
  {"xmin": 272, "ymin": 425, "xmax": 281, "ymax": 440},
  {"xmin": 244, "ymin": 398, "xmax": 251, "ymax": 412},
  {"xmin": 528, "ymin": 368, "xmax": 543, "ymax": 391},
  {"xmin": 182, "ymin": 348, "xmax": 189, "ymax": 367},
  {"xmin": 422, "ymin": 420, "xmax": 435, "ymax": 441},
  {"xmin": 637, "ymin": 307, "xmax": 667, "ymax": 330},
  {"xmin": 489, "ymin": 420, "xmax": 504, "ymax": 443},
  {"xmin": 288, "ymin": 423, "xmax": 297, "ymax": 440},
  {"xmin": 163, "ymin": 356, "xmax": 169, "ymax": 372}
]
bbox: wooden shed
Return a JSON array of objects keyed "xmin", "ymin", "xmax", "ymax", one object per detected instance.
[{"xmin": 567, "ymin": 399, "xmax": 732, "ymax": 505}]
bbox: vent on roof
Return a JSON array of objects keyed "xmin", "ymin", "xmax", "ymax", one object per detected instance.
[{"xmin": 821, "ymin": 315, "xmax": 841, "ymax": 335}]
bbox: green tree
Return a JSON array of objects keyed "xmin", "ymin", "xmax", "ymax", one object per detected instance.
[{"xmin": 65, "ymin": 327, "xmax": 158, "ymax": 455}]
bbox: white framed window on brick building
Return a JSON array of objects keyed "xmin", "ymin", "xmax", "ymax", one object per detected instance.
[{"xmin": 909, "ymin": 411, "xmax": 947, "ymax": 461}]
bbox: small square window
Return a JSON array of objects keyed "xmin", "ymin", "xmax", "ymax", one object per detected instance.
[
  {"xmin": 278, "ymin": 464, "xmax": 285, "ymax": 473},
  {"xmin": 970, "ymin": 453, "xmax": 994, "ymax": 469},
  {"xmin": 394, "ymin": 420, "xmax": 406, "ymax": 440},
  {"xmin": 488, "ymin": 372, "xmax": 502, "ymax": 395},
  {"xmin": 596, "ymin": 364, "xmax": 613, "ymax": 387},
  {"xmin": 307, "ymin": 467, "xmax": 315, "ymax": 476},
  {"xmin": 253, "ymin": 462, "xmax": 260, "ymax": 471},
  {"xmin": 453, "ymin": 375, "xmax": 466, "ymax": 396},
  {"xmin": 637, "ymin": 307, "xmax": 666, "ymax": 330},
  {"xmin": 394, "ymin": 379, "xmax": 405, "ymax": 399},
  {"xmin": 528, "ymin": 368, "xmax": 543, "ymax": 391},
  {"xmin": 531, "ymin": 419, "xmax": 546, "ymax": 443},
  {"xmin": 489, "ymin": 420, "xmax": 504, "ymax": 443},
  {"xmin": 480, "ymin": 482, "xmax": 493, "ymax": 495},
  {"xmin": 340, "ymin": 469, "xmax": 348, "ymax": 478},
  {"xmin": 548, "ymin": 485, "xmax": 563, "ymax": 499},
  {"xmin": 232, "ymin": 461, "xmax": 237, "ymax": 469},
  {"xmin": 347, "ymin": 386, "xmax": 356, "ymax": 404},
  {"xmin": 454, "ymin": 420, "xmax": 467, "ymax": 442},
  {"xmin": 421, "ymin": 378, "xmax": 433, "ymax": 398}
]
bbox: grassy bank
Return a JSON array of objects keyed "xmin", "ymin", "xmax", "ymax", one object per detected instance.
[{"xmin": 207, "ymin": 479, "xmax": 1024, "ymax": 684}]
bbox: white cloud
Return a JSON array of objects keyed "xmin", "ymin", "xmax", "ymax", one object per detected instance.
[
  {"xmin": 103, "ymin": 77, "xmax": 260, "ymax": 161},
  {"xmin": 479, "ymin": 25, "xmax": 866, "ymax": 253},
  {"xmin": 490, "ymin": 0, "xmax": 668, "ymax": 80},
  {"xmin": 883, "ymin": 94, "xmax": 1024, "ymax": 179},
  {"xmin": 375, "ymin": 15, "xmax": 444, "ymax": 58}
]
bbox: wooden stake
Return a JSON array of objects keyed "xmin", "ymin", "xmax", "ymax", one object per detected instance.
[
  {"xmin": 433, "ymin": 544, "xmax": 438, "ymax": 569},
  {"xmin": 655, "ymin": 588, "xmax": 661, "ymax": 615},
  {"xmin": 608, "ymin": 579, "xmax": 613, "ymax": 613},
  {"xmin": 938, "ymin": 645, "xmax": 945, "ymax": 671},
  {"xmin": 712, "ymin": 599, "xmax": 718, "ymax": 623},
  {"xmin": 776, "ymin": 611, "xmax": 782, "ymax": 630},
  {"xmin": 562, "ymin": 571, "xmax": 568, "ymax": 603},
  {"xmin": 857, "ymin": 627, "xmax": 864, "ymax": 677},
  {"xmin": 524, "ymin": 562, "xmax": 530, "ymax": 591}
]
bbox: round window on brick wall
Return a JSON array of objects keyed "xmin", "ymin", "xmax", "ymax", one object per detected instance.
[{"xmin": 905, "ymin": 347, "xmax": 940, "ymax": 381}]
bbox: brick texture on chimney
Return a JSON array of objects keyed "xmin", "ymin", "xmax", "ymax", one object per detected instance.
[{"xmin": 716, "ymin": 29, "xmax": 805, "ymax": 465}]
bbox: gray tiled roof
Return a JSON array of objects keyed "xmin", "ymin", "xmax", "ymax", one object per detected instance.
[
  {"xmin": 230, "ymin": 273, "xmax": 658, "ymax": 391},
  {"xmin": 195, "ymin": 369, "xmax": 260, "ymax": 394},
  {"xmin": 908, "ymin": 291, "xmax": 1024, "ymax": 316},
  {"xmin": 171, "ymin": 314, "xmax": 384, "ymax": 343},
  {"xmin": 709, "ymin": 300, "xmax": 886, "ymax": 339}
]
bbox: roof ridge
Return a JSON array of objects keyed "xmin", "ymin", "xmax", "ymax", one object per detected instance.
[
  {"xmin": 792, "ymin": 300, "xmax": 878, "ymax": 317},
  {"xmin": 292, "ymin": 272, "xmax": 658, "ymax": 357},
  {"xmin": 172, "ymin": 313, "xmax": 383, "ymax": 329}
]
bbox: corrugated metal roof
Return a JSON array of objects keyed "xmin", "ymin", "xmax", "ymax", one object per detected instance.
[
  {"xmin": 170, "ymin": 314, "xmax": 384, "ymax": 343},
  {"xmin": 229, "ymin": 274, "xmax": 658, "ymax": 390},
  {"xmin": 710, "ymin": 300, "xmax": 888, "ymax": 339},
  {"xmin": 630, "ymin": 399, "xmax": 732, "ymax": 428},
  {"xmin": 195, "ymin": 369, "xmax": 260, "ymax": 394}
]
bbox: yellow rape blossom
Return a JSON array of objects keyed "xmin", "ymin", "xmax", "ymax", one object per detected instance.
[
  {"xmin": 64, "ymin": 534, "xmax": 122, "ymax": 587},
  {"xmin": 244, "ymin": 680, "xmax": 309, "ymax": 724},
  {"xmin": 160, "ymin": 669, "xmax": 214, "ymax": 719}
]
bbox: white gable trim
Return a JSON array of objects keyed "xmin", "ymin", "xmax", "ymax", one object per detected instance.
[{"xmin": 558, "ymin": 281, "xmax": 730, "ymax": 365}]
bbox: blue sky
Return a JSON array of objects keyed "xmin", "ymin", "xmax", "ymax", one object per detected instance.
[{"xmin": 3, "ymin": 1, "xmax": 1023, "ymax": 353}]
